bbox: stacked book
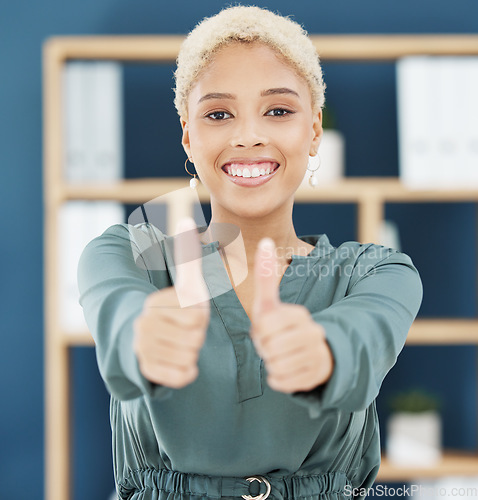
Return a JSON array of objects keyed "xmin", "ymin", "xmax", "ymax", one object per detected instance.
[
  {"xmin": 60, "ymin": 61, "xmax": 125, "ymax": 333},
  {"xmin": 59, "ymin": 201, "xmax": 124, "ymax": 333},
  {"xmin": 397, "ymin": 56, "xmax": 478, "ymax": 189},
  {"xmin": 63, "ymin": 61, "xmax": 123, "ymax": 182}
]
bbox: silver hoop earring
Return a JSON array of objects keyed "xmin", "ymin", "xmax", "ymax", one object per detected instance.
[
  {"xmin": 185, "ymin": 157, "xmax": 198, "ymax": 189},
  {"xmin": 307, "ymin": 155, "xmax": 321, "ymax": 188}
]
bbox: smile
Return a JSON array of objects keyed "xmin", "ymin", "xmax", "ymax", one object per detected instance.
[{"xmin": 221, "ymin": 161, "xmax": 280, "ymax": 187}]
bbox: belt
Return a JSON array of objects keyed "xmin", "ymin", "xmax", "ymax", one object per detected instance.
[
  {"xmin": 242, "ymin": 476, "xmax": 271, "ymax": 500},
  {"xmin": 118, "ymin": 468, "xmax": 351, "ymax": 499}
]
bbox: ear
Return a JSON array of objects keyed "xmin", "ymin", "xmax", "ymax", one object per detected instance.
[
  {"xmin": 180, "ymin": 117, "xmax": 192, "ymax": 159},
  {"xmin": 309, "ymin": 109, "xmax": 323, "ymax": 156}
]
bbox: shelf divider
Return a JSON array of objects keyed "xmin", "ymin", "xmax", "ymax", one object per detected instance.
[{"xmin": 377, "ymin": 452, "xmax": 478, "ymax": 482}]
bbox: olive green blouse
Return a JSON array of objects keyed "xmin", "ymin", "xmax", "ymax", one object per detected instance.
[{"xmin": 77, "ymin": 222, "xmax": 422, "ymax": 500}]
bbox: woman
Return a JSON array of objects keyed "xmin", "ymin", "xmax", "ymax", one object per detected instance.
[{"xmin": 78, "ymin": 5, "xmax": 422, "ymax": 500}]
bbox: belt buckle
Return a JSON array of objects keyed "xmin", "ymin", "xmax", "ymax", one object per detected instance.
[{"xmin": 241, "ymin": 475, "xmax": 271, "ymax": 500}]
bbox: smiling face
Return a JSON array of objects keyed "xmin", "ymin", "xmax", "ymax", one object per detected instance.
[{"xmin": 181, "ymin": 42, "xmax": 323, "ymax": 221}]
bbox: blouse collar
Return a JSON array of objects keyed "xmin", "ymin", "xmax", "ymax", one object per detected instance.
[{"xmin": 199, "ymin": 231, "xmax": 336, "ymax": 260}]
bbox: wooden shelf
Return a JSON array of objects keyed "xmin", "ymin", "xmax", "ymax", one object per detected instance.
[
  {"xmin": 408, "ymin": 319, "xmax": 478, "ymax": 345},
  {"xmin": 377, "ymin": 452, "xmax": 478, "ymax": 481},
  {"xmin": 44, "ymin": 35, "xmax": 478, "ymax": 500},
  {"xmin": 63, "ymin": 319, "xmax": 478, "ymax": 347},
  {"xmin": 44, "ymin": 34, "xmax": 478, "ymax": 63},
  {"xmin": 311, "ymin": 34, "xmax": 478, "ymax": 61},
  {"xmin": 59, "ymin": 177, "xmax": 478, "ymax": 204},
  {"xmin": 62, "ymin": 332, "xmax": 95, "ymax": 346},
  {"xmin": 44, "ymin": 35, "xmax": 185, "ymax": 62}
]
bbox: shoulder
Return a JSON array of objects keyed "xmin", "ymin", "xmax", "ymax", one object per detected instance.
[
  {"xmin": 96, "ymin": 222, "xmax": 166, "ymax": 244},
  {"xmin": 80, "ymin": 222, "xmax": 168, "ymax": 271},
  {"xmin": 85, "ymin": 222, "xmax": 167, "ymax": 254},
  {"xmin": 329, "ymin": 240, "xmax": 412, "ymax": 267},
  {"xmin": 320, "ymin": 239, "xmax": 420, "ymax": 289}
]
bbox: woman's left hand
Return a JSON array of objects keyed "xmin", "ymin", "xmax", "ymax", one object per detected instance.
[{"xmin": 250, "ymin": 238, "xmax": 334, "ymax": 394}]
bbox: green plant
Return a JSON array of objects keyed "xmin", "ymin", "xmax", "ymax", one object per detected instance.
[{"xmin": 389, "ymin": 389, "xmax": 442, "ymax": 414}]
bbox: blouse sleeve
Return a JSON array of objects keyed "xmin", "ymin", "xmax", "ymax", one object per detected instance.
[
  {"xmin": 290, "ymin": 246, "xmax": 423, "ymax": 418},
  {"xmin": 77, "ymin": 223, "xmax": 173, "ymax": 401}
]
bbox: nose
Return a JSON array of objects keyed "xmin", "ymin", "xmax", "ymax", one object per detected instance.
[{"xmin": 230, "ymin": 116, "xmax": 268, "ymax": 148}]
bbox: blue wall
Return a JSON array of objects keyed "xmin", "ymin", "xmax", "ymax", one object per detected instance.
[{"xmin": 1, "ymin": 1, "xmax": 477, "ymax": 499}]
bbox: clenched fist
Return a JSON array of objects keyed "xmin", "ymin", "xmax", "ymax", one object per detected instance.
[
  {"xmin": 251, "ymin": 238, "xmax": 334, "ymax": 393},
  {"xmin": 133, "ymin": 217, "xmax": 210, "ymax": 389}
]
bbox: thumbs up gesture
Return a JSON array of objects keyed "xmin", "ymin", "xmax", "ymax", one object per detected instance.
[
  {"xmin": 250, "ymin": 238, "xmax": 334, "ymax": 394},
  {"xmin": 133, "ymin": 217, "xmax": 210, "ymax": 389}
]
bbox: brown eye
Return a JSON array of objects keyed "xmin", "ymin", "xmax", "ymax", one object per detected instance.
[
  {"xmin": 206, "ymin": 111, "xmax": 232, "ymax": 120},
  {"xmin": 266, "ymin": 108, "xmax": 292, "ymax": 117}
]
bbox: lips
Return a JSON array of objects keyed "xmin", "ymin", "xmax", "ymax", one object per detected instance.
[
  {"xmin": 221, "ymin": 160, "xmax": 280, "ymax": 187},
  {"xmin": 222, "ymin": 162, "xmax": 279, "ymax": 177}
]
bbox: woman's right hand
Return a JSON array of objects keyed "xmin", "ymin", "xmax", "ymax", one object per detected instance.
[{"xmin": 133, "ymin": 218, "xmax": 210, "ymax": 389}]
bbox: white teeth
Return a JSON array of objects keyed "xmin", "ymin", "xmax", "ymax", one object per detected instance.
[{"xmin": 225, "ymin": 164, "xmax": 278, "ymax": 177}]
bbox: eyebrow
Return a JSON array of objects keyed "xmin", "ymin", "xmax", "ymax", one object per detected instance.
[
  {"xmin": 197, "ymin": 87, "xmax": 300, "ymax": 104},
  {"xmin": 197, "ymin": 92, "xmax": 235, "ymax": 104},
  {"xmin": 260, "ymin": 87, "xmax": 300, "ymax": 98}
]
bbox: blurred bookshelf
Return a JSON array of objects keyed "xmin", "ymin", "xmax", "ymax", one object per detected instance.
[{"xmin": 43, "ymin": 35, "xmax": 478, "ymax": 500}]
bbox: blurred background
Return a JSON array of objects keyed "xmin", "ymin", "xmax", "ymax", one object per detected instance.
[{"xmin": 1, "ymin": 0, "xmax": 477, "ymax": 498}]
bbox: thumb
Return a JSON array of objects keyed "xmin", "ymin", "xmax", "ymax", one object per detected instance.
[
  {"xmin": 253, "ymin": 237, "xmax": 280, "ymax": 321},
  {"xmin": 174, "ymin": 217, "xmax": 209, "ymax": 308}
]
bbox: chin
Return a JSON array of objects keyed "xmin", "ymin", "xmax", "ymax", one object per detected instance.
[
  {"xmin": 210, "ymin": 190, "xmax": 294, "ymax": 220},
  {"xmin": 227, "ymin": 203, "xmax": 283, "ymax": 220}
]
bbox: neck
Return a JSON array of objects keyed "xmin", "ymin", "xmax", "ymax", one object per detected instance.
[{"xmin": 204, "ymin": 202, "xmax": 302, "ymax": 268}]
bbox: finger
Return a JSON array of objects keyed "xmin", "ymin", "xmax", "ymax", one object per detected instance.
[
  {"xmin": 266, "ymin": 348, "xmax": 313, "ymax": 377},
  {"xmin": 267, "ymin": 345, "xmax": 333, "ymax": 392},
  {"xmin": 252, "ymin": 303, "xmax": 305, "ymax": 345},
  {"xmin": 254, "ymin": 328, "xmax": 299, "ymax": 362},
  {"xmin": 261, "ymin": 322, "xmax": 326, "ymax": 364},
  {"xmin": 258, "ymin": 328, "xmax": 306, "ymax": 362},
  {"xmin": 174, "ymin": 217, "xmax": 210, "ymax": 308},
  {"xmin": 141, "ymin": 362, "xmax": 198, "ymax": 389},
  {"xmin": 253, "ymin": 237, "xmax": 281, "ymax": 321},
  {"xmin": 159, "ymin": 305, "xmax": 209, "ymax": 329},
  {"xmin": 153, "ymin": 325, "xmax": 206, "ymax": 351},
  {"xmin": 268, "ymin": 369, "xmax": 319, "ymax": 394},
  {"xmin": 145, "ymin": 342, "xmax": 199, "ymax": 369}
]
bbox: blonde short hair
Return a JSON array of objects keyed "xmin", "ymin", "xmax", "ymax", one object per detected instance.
[{"xmin": 173, "ymin": 5, "xmax": 326, "ymax": 118}]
